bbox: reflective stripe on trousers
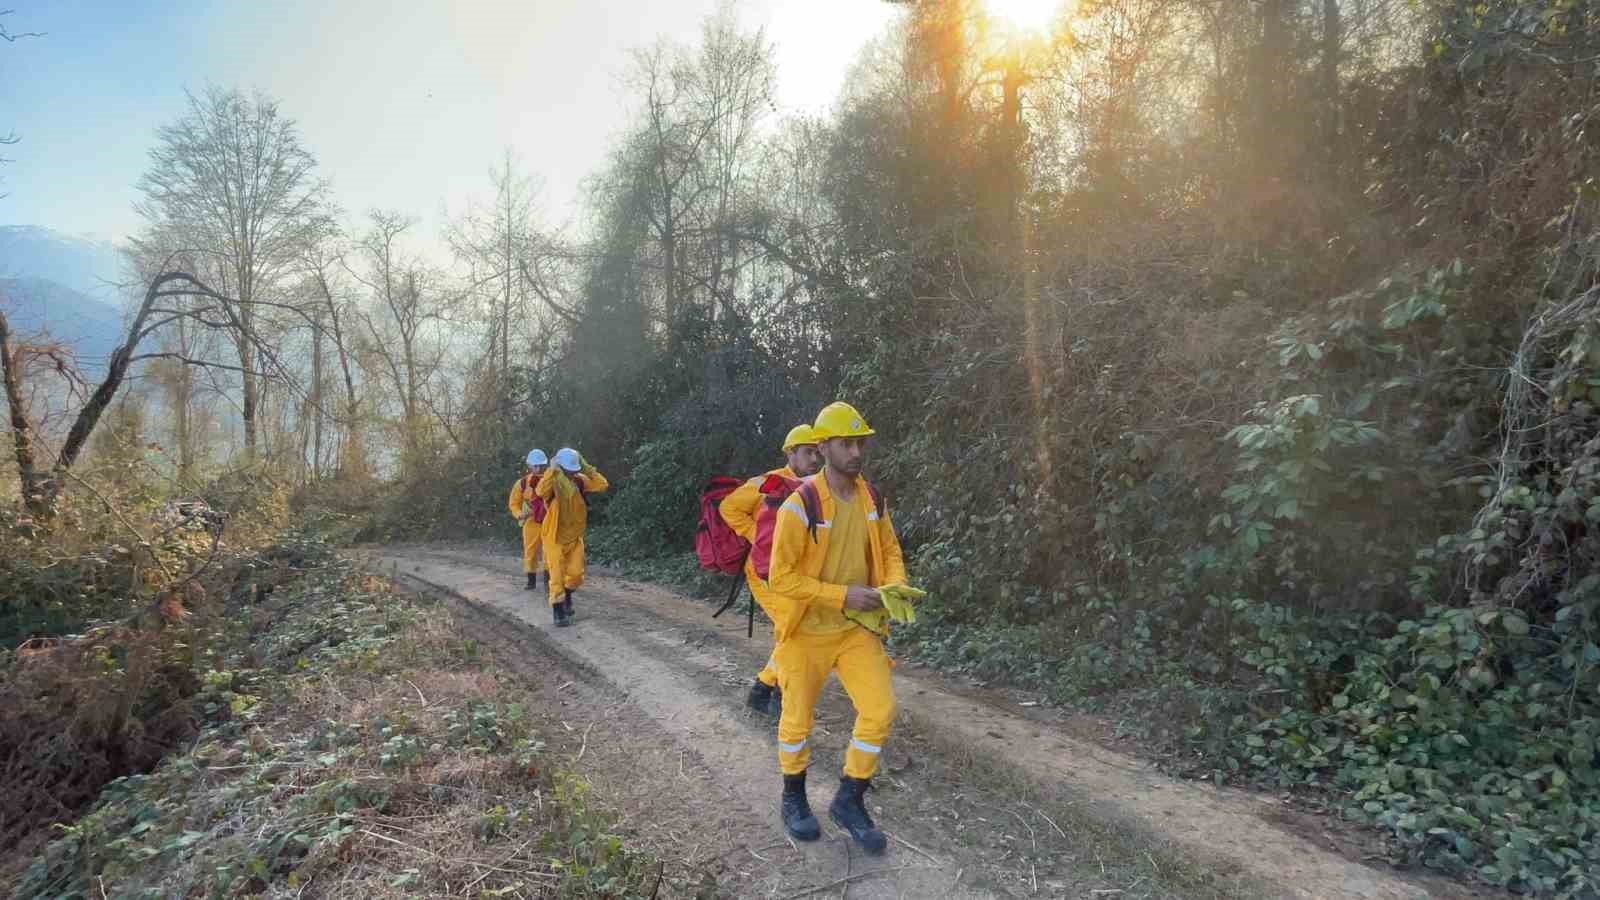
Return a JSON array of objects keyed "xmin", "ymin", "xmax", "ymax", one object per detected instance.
[{"xmin": 774, "ymin": 625, "xmax": 895, "ymax": 778}]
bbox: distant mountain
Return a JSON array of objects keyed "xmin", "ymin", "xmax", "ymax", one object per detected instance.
[
  {"xmin": 0, "ymin": 226, "xmax": 132, "ymax": 370},
  {"xmin": 0, "ymin": 276, "xmax": 126, "ymax": 364},
  {"xmin": 0, "ymin": 225, "xmax": 126, "ymax": 301}
]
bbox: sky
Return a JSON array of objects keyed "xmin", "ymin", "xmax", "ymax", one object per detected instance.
[{"xmin": 0, "ymin": 0, "xmax": 902, "ymax": 256}]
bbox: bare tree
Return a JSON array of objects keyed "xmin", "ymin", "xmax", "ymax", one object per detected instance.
[
  {"xmin": 147, "ymin": 318, "xmax": 202, "ymax": 485},
  {"xmin": 448, "ymin": 149, "xmax": 544, "ymax": 388},
  {"xmin": 297, "ymin": 230, "xmax": 368, "ymax": 479},
  {"xmin": 0, "ymin": 8, "xmax": 43, "ymax": 198},
  {"xmin": 0, "ymin": 267, "xmax": 262, "ymax": 519},
  {"xmin": 603, "ymin": 10, "xmax": 781, "ymax": 347},
  {"xmin": 687, "ymin": 7, "xmax": 777, "ymax": 312},
  {"xmin": 626, "ymin": 41, "xmax": 717, "ymax": 343},
  {"xmin": 0, "ymin": 9, "xmax": 43, "ymax": 43},
  {"xmin": 347, "ymin": 211, "xmax": 447, "ymax": 477},
  {"xmin": 134, "ymin": 85, "xmax": 328, "ymax": 462}
]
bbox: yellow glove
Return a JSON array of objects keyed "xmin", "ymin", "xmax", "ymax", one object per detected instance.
[
  {"xmin": 880, "ymin": 583, "xmax": 926, "ymax": 600},
  {"xmin": 843, "ymin": 606, "xmax": 890, "ymax": 636},
  {"xmin": 878, "ymin": 583, "xmax": 924, "ymax": 624}
]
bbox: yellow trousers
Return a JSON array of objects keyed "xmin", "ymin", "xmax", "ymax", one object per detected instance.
[
  {"xmin": 775, "ymin": 626, "xmax": 896, "ymax": 779},
  {"xmin": 543, "ymin": 537, "xmax": 585, "ymax": 606},
  {"xmin": 746, "ymin": 568, "xmax": 781, "ymax": 688},
  {"xmin": 521, "ymin": 519, "xmax": 545, "ymax": 574}
]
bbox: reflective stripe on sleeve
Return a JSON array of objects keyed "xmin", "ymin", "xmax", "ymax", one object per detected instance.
[{"xmin": 781, "ymin": 501, "xmax": 808, "ymax": 526}]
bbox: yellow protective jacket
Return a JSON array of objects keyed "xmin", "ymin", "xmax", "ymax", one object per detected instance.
[
  {"xmin": 536, "ymin": 464, "xmax": 610, "ymax": 545},
  {"xmin": 719, "ymin": 466, "xmax": 797, "ymax": 543},
  {"xmin": 507, "ymin": 474, "xmax": 546, "ymax": 523},
  {"xmin": 767, "ymin": 472, "xmax": 907, "ymax": 642}
]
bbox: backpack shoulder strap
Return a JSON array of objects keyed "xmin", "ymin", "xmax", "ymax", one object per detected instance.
[
  {"xmin": 798, "ymin": 480, "xmax": 822, "ymax": 543},
  {"xmin": 865, "ymin": 481, "xmax": 885, "ymax": 518}
]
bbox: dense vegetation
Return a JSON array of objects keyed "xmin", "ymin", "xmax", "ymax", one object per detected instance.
[
  {"xmin": 378, "ymin": 1, "xmax": 1600, "ymax": 893},
  {"xmin": 7, "ymin": 0, "xmax": 1600, "ymax": 894}
]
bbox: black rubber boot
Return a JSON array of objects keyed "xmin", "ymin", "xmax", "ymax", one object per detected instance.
[
  {"xmin": 525, "ymin": 572, "xmax": 538, "ymax": 591},
  {"xmin": 551, "ymin": 601, "xmax": 563, "ymax": 626},
  {"xmin": 747, "ymin": 680, "xmax": 775, "ymax": 716},
  {"xmin": 829, "ymin": 776, "xmax": 887, "ymax": 855},
  {"xmin": 562, "ymin": 591, "xmax": 575, "ymax": 624},
  {"xmin": 781, "ymin": 773, "xmax": 821, "ymax": 841}
]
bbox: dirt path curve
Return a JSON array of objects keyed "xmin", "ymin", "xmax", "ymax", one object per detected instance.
[{"xmin": 360, "ymin": 543, "xmax": 1461, "ymax": 900}]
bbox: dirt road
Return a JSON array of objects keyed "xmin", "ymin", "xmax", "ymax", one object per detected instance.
[{"xmin": 360, "ymin": 543, "xmax": 1462, "ymax": 900}]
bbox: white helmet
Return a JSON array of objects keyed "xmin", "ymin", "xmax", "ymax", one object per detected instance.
[
  {"xmin": 526, "ymin": 449, "xmax": 549, "ymax": 467},
  {"xmin": 553, "ymin": 448, "xmax": 582, "ymax": 472}
]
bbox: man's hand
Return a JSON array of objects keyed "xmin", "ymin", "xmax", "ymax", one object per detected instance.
[{"xmin": 844, "ymin": 585, "xmax": 882, "ymax": 612}]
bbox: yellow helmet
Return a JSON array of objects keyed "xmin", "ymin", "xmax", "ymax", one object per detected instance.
[
  {"xmin": 812, "ymin": 401, "xmax": 875, "ymax": 440},
  {"xmin": 782, "ymin": 424, "xmax": 818, "ymax": 451}
]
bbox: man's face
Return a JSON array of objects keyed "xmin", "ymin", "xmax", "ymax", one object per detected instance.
[
  {"xmin": 787, "ymin": 444, "xmax": 822, "ymax": 478},
  {"xmin": 820, "ymin": 437, "xmax": 867, "ymax": 477},
  {"xmin": 530, "ymin": 464, "xmax": 547, "ymax": 476}
]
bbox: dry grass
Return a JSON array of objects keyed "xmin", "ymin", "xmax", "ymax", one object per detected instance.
[{"xmin": 11, "ymin": 560, "xmax": 662, "ymax": 900}]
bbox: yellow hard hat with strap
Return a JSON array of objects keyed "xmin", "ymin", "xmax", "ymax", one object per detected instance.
[
  {"xmin": 782, "ymin": 424, "xmax": 818, "ymax": 451},
  {"xmin": 812, "ymin": 402, "xmax": 875, "ymax": 440}
]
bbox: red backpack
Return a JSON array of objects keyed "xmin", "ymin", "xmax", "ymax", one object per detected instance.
[
  {"xmin": 750, "ymin": 473, "xmax": 802, "ymax": 580},
  {"xmin": 696, "ymin": 477, "xmax": 749, "ymax": 575},
  {"xmin": 521, "ymin": 474, "xmax": 548, "ymax": 524}
]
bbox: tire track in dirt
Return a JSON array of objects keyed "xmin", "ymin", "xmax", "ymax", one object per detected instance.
[{"xmin": 362, "ymin": 544, "xmax": 1465, "ymax": 900}]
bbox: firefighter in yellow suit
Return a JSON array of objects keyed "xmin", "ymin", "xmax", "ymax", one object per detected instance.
[
  {"xmin": 767, "ymin": 402, "xmax": 909, "ymax": 854},
  {"xmin": 718, "ymin": 424, "xmax": 822, "ymax": 717},
  {"xmin": 535, "ymin": 447, "xmax": 609, "ymax": 627},
  {"xmin": 508, "ymin": 449, "xmax": 549, "ymax": 592}
]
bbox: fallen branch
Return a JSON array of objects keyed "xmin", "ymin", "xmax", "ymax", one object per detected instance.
[
  {"xmin": 462, "ymin": 838, "xmax": 538, "ymax": 890},
  {"xmin": 406, "ymin": 679, "xmax": 429, "ymax": 706},
  {"xmin": 361, "ymin": 828, "xmax": 440, "ymax": 858},
  {"xmin": 884, "ymin": 831, "xmax": 942, "ymax": 866},
  {"xmin": 576, "ymin": 721, "xmax": 596, "ymax": 762}
]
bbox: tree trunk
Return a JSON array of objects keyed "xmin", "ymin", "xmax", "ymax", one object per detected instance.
[
  {"xmin": 662, "ymin": 201, "xmax": 679, "ymax": 343},
  {"xmin": 0, "ymin": 307, "xmax": 46, "ymax": 513},
  {"xmin": 502, "ymin": 172, "xmax": 514, "ymax": 381},
  {"xmin": 174, "ymin": 361, "xmax": 194, "ymax": 486},
  {"xmin": 310, "ymin": 308, "xmax": 325, "ymax": 480},
  {"xmin": 311, "ymin": 270, "xmax": 363, "ymax": 478},
  {"xmin": 158, "ymin": 312, "xmax": 196, "ymax": 485},
  {"xmin": 1322, "ymin": 0, "xmax": 1342, "ymax": 176},
  {"xmin": 236, "ymin": 249, "xmax": 259, "ymax": 463},
  {"xmin": 402, "ymin": 270, "xmax": 423, "ymax": 475},
  {"xmin": 1252, "ymin": 0, "xmax": 1290, "ymax": 170},
  {"xmin": 239, "ymin": 335, "xmax": 258, "ymax": 462}
]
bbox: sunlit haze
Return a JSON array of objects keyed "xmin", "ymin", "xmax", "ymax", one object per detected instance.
[
  {"xmin": 0, "ymin": 0, "xmax": 902, "ymax": 256},
  {"xmin": 986, "ymin": 0, "xmax": 1063, "ymax": 33}
]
